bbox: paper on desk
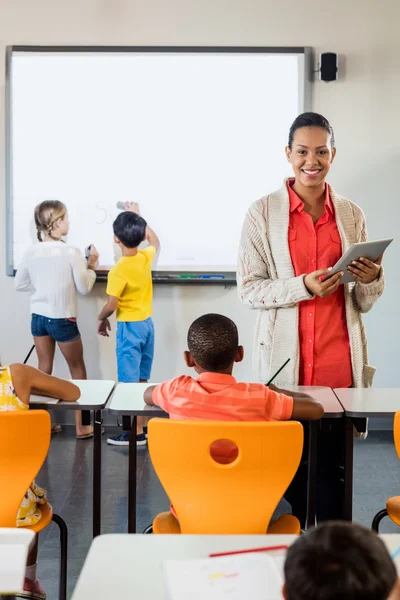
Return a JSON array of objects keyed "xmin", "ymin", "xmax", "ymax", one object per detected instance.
[
  {"xmin": 0, "ymin": 545, "xmax": 29, "ymax": 592},
  {"xmin": 30, "ymin": 394, "xmax": 60, "ymax": 405},
  {"xmin": 164, "ymin": 553, "xmax": 283, "ymax": 600}
]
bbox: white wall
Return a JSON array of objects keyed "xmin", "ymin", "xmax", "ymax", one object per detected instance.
[{"xmin": 1, "ymin": 0, "xmax": 399, "ymax": 388}]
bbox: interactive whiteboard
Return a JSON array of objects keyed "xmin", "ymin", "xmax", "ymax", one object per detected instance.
[{"xmin": 6, "ymin": 46, "xmax": 311, "ymax": 278}]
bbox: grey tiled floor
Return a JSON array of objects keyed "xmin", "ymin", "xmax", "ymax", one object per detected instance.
[{"xmin": 35, "ymin": 428, "xmax": 400, "ymax": 599}]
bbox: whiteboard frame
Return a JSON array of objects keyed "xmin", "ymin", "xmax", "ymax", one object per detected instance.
[{"xmin": 5, "ymin": 45, "xmax": 313, "ymax": 280}]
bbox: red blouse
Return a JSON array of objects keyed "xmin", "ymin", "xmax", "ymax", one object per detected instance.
[{"xmin": 287, "ymin": 180, "xmax": 352, "ymax": 387}]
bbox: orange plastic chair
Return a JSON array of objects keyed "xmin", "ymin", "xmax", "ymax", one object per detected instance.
[
  {"xmin": 0, "ymin": 411, "xmax": 68, "ymax": 600},
  {"xmin": 372, "ymin": 410, "xmax": 400, "ymax": 531},
  {"xmin": 148, "ymin": 419, "xmax": 303, "ymax": 534}
]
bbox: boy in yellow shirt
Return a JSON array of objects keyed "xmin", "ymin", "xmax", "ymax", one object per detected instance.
[{"xmin": 98, "ymin": 202, "xmax": 160, "ymax": 445}]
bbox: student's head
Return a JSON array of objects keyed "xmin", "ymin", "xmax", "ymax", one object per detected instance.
[
  {"xmin": 283, "ymin": 522, "xmax": 399, "ymax": 600},
  {"xmin": 34, "ymin": 200, "xmax": 68, "ymax": 242},
  {"xmin": 113, "ymin": 212, "xmax": 147, "ymax": 249},
  {"xmin": 285, "ymin": 112, "xmax": 336, "ymax": 189},
  {"xmin": 184, "ymin": 313, "xmax": 244, "ymax": 374}
]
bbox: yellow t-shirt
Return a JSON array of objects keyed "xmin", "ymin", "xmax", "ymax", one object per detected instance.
[{"xmin": 106, "ymin": 246, "xmax": 156, "ymax": 322}]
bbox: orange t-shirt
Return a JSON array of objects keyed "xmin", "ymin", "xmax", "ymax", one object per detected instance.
[
  {"xmin": 287, "ymin": 180, "xmax": 352, "ymax": 388},
  {"xmin": 153, "ymin": 372, "xmax": 293, "ymax": 423}
]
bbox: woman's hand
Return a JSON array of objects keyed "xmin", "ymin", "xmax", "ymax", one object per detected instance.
[
  {"xmin": 304, "ymin": 269, "xmax": 344, "ymax": 298},
  {"xmin": 347, "ymin": 255, "xmax": 382, "ymax": 284}
]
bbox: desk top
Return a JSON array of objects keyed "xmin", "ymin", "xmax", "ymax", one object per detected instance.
[
  {"xmin": 285, "ymin": 386, "xmax": 343, "ymax": 418},
  {"xmin": 334, "ymin": 388, "xmax": 400, "ymax": 417},
  {"xmin": 31, "ymin": 380, "xmax": 116, "ymax": 410},
  {"xmin": 108, "ymin": 382, "xmax": 165, "ymax": 416},
  {"xmin": 71, "ymin": 533, "xmax": 400, "ymax": 600},
  {"xmin": 108, "ymin": 383, "xmax": 343, "ymax": 418},
  {"xmin": 0, "ymin": 528, "xmax": 35, "ymax": 593}
]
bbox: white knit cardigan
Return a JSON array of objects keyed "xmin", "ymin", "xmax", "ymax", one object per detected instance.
[{"xmin": 237, "ymin": 180, "xmax": 385, "ymax": 388}]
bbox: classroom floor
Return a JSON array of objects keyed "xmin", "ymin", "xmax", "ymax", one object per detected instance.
[{"xmin": 35, "ymin": 428, "xmax": 400, "ymax": 599}]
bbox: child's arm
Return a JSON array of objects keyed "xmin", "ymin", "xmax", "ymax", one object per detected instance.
[
  {"xmin": 9, "ymin": 364, "xmax": 81, "ymax": 404},
  {"xmin": 291, "ymin": 396, "xmax": 324, "ymax": 420},
  {"xmin": 97, "ymin": 295, "xmax": 119, "ymax": 337},
  {"xmin": 14, "ymin": 255, "xmax": 34, "ymax": 292},
  {"xmin": 145, "ymin": 226, "xmax": 160, "ymax": 250},
  {"xmin": 144, "ymin": 385, "xmax": 157, "ymax": 405},
  {"xmin": 268, "ymin": 384, "xmax": 324, "ymax": 420}
]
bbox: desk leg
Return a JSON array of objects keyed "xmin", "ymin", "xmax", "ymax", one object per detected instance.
[
  {"xmin": 343, "ymin": 416, "xmax": 354, "ymax": 521},
  {"xmin": 305, "ymin": 420, "xmax": 318, "ymax": 529},
  {"xmin": 128, "ymin": 416, "xmax": 137, "ymax": 533},
  {"xmin": 93, "ymin": 409, "xmax": 102, "ymax": 538}
]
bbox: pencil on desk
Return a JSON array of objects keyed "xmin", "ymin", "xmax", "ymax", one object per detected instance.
[{"xmin": 209, "ymin": 545, "xmax": 288, "ymax": 558}]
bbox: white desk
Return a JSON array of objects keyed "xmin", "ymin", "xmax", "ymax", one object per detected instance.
[
  {"xmin": 334, "ymin": 388, "xmax": 400, "ymax": 522},
  {"xmin": 286, "ymin": 386, "xmax": 343, "ymax": 418},
  {"xmin": 32, "ymin": 380, "xmax": 116, "ymax": 538},
  {"xmin": 0, "ymin": 528, "xmax": 35, "ymax": 599},
  {"xmin": 71, "ymin": 532, "xmax": 400, "ymax": 600},
  {"xmin": 334, "ymin": 388, "xmax": 400, "ymax": 418},
  {"xmin": 108, "ymin": 383, "xmax": 341, "ymax": 533}
]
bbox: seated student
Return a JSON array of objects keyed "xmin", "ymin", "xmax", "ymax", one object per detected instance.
[
  {"xmin": 0, "ymin": 362, "xmax": 80, "ymax": 600},
  {"xmin": 144, "ymin": 313, "xmax": 324, "ymax": 515},
  {"xmin": 283, "ymin": 521, "xmax": 400, "ymax": 600}
]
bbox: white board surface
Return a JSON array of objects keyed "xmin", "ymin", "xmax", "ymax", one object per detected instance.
[{"xmin": 9, "ymin": 49, "xmax": 306, "ymax": 273}]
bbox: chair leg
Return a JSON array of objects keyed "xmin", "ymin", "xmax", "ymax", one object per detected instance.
[
  {"xmin": 372, "ymin": 509, "xmax": 388, "ymax": 532},
  {"xmin": 143, "ymin": 524, "xmax": 153, "ymax": 534},
  {"xmin": 52, "ymin": 513, "xmax": 68, "ymax": 600}
]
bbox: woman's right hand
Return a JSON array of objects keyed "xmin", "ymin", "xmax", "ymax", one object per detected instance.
[
  {"xmin": 304, "ymin": 269, "xmax": 344, "ymax": 298},
  {"xmin": 87, "ymin": 244, "xmax": 99, "ymax": 269}
]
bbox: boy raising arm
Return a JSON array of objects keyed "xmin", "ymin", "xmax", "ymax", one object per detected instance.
[{"xmin": 98, "ymin": 202, "xmax": 159, "ymax": 446}]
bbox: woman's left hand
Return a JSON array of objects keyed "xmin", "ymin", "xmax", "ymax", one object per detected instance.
[{"xmin": 347, "ymin": 255, "xmax": 382, "ymax": 284}]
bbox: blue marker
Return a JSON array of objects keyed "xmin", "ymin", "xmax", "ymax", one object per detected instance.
[{"xmin": 199, "ymin": 275, "xmax": 225, "ymax": 279}]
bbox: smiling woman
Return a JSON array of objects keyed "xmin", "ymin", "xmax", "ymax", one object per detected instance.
[
  {"xmin": 237, "ymin": 112, "xmax": 386, "ymax": 524},
  {"xmin": 237, "ymin": 112, "xmax": 385, "ymax": 389}
]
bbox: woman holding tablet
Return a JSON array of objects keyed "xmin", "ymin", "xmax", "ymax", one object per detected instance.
[{"xmin": 237, "ymin": 112, "xmax": 385, "ymax": 522}]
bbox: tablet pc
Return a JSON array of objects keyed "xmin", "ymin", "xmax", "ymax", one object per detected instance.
[{"xmin": 323, "ymin": 238, "xmax": 393, "ymax": 284}]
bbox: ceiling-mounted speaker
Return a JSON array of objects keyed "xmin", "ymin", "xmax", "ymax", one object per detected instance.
[{"xmin": 320, "ymin": 53, "xmax": 338, "ymax": 82}]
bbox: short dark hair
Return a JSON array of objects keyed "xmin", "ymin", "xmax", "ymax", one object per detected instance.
[
  {"xmin": 188, "ymin": 314, "xmax": 239, "ymax": 372},
  {"xmin": 288, "ymin": 112, "xmax": 335, "ymax": 150},
  {"xmin": 113, "ymin": 212, "xmax": 147, "ymax": 248},
  {"xmin": 284, "ymin": 522, "xmax": 397, "ymax": 600}
]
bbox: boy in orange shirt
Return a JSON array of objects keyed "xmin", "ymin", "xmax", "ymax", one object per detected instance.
[{"xmin": 144, "ymin": 313, "xmax": 324, "ymax": 520}]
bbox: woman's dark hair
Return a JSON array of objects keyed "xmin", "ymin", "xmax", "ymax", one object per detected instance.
[
  {"xmin": 288, "ymin": 112, "xmax": 335, "ymax": 150},
  {"xmin": 113, "ymin": 212, "xmax": 147, "ymax": 248},
  {"xmin": 284, "ymin": 522, "xmax": 397, "ymax": 600}
]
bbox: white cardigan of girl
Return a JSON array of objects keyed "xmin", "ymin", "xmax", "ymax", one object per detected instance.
[{"xmin": 237, "ymin": 180, "xmax": 384, "ymax": 388}]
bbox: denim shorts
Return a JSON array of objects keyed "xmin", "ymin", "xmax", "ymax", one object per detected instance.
[
  {"xmin": 116, "ymin": 318, "xmax": 154, "ymax": 382},
  {"xmin": 31, "ymin": 313, "xmax": 81, "ymax": 344}
]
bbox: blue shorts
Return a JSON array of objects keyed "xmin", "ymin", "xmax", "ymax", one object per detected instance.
[
  {"xmin": 116, "ymin": 318, "xmax": 155, "ymax": 382},
  {"xmin": 31, "ymin": 313, "xmax": 81, "ymax": 344}
]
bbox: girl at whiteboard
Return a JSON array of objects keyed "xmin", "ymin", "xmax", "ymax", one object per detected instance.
[
  {"xmin": 237, "ymin": 112, "xmax": 385, "ymax": 522},
  {"xmin": 15, "ymin": 200, "xmax": 99, "ymax": 438}
]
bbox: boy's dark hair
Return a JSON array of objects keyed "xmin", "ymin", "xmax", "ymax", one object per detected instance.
[
  {"xmin": 288, "ymin": 112, "xmax": 335, "ymax": 150},
  {"xmin": 188, "ymin": 314, "xmax": 239, "ymax": 372},
  {"xmin": 284, "ymin": 522, "xmax": 397, "ymax": 600},
  {"xmin": 113, "ymin": 212, "xmax": 147, "ymax": 249}
]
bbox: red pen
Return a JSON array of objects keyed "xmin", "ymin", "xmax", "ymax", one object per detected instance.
[{"xmin": 209, "ymin": 544, "xmax": 288, "ymax": 558}]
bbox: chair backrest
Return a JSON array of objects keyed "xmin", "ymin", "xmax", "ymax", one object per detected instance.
[
  {"xmin": 394, "ymin": 411, "xmax": 400, "ymax": 459},
  {"xmin": 148, "ymin": 419, "xmax": 303, "ymax": 534},
  {"xmin": 0, "ymin": 411, "xmax": 51, "ymax": 527}
]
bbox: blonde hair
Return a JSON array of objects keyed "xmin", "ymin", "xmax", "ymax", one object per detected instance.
[{"xmin": 34, "ymin": 200, "xmax": 67, "ymax": 242}]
